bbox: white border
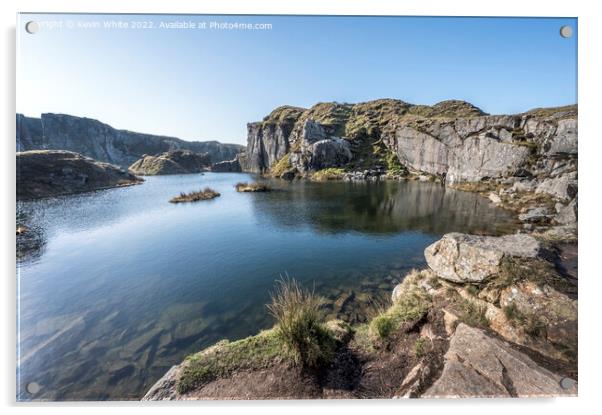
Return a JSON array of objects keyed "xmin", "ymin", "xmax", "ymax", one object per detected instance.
[{"xmin": 2, "ymin": 1, "xmax": 600, "ymax": 414}]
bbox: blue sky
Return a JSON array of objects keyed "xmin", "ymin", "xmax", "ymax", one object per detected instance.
[{"xmin": 17, "ymin": 14, "xmax": 577, "ymax": 145}]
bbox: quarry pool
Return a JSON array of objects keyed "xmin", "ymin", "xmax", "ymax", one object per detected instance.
[{"xmin": 16, "ymin": 173, "xmax": 518, "ymax": 400}]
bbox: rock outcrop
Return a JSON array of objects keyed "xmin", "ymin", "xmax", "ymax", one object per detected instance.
[
  {"xmin": 241, "ymin": 100, "xmax": 577, "ymax": 187},
  {"xmin": 211, "ymin": 155, "xmax": 243, "ymax": 172},
  {"xmin": 422, "ymin": 323, "xmax": 576, "ymax": 398},
  {"xmin": 424, "ymin": 233, "xmax": 542, "ymax": 283},
  {"xmin": 128, "ymin": 150, "xmax": 211, "ymax": 175},
  {"xmin": 16, "ymin": 113, "xmax": 244, "ymax": 169},
  {"xmin": 17, "ymin": 150, "xmax": 142, "ymax": 200}
]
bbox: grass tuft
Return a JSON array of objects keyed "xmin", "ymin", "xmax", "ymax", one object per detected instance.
[
  {"xmin": 503, "ymin": 303, "xmax": 548, "ymax": 338},
  {"xmin": 459, "ymin": 299, "xmax": 490, "ymax": 328},
  {"xmin": 368, "ymin": 285, "xmax": 430, "ymax": 340},
  {"xmin": 169, "ymin": 187, "xmax": 220, "ymax": 203},
  {"xmin": 267, "ymin": 277, "xmax": 335, "ymax": 367},
  {"xmin": 311, "ymin": 168, "xmax": 346, "ymax": 181},
  {"xmin": 414, "ymin": 337, "xmax": 428, "ymax": 358}
]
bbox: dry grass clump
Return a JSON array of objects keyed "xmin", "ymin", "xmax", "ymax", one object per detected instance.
[
  {"xmin": 170, "ymin": 187, "xmax": 220, "ymax": 203},
  {"xmin": 235, "ymin": 182, "xmax": 271, "ymax": 192},
  {"xmin": 267, "ymin": 277, "xmax": 334, "ymax": 367},
  {"xmin": 311, "ymin": 168, "xmax": 346, "ymax": 181}
]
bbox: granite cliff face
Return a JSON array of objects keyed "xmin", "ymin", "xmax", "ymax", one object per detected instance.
[
  {"xmin": 17, "ymin": 150, "xmax": 142, "ymax": 200},
  {"xmin": 128, "ymin": 150, "xmax": 211, "ymax": 175},
  {"xmin": 16, "ymin": 113, "xmax": 244, "ymax": 168},
  {"xmin": 241, "ymin": 100, "xmax": 577, "ymax": 185}
]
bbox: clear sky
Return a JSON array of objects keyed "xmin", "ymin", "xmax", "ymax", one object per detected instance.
[{"xmin": 17, "ymin": 14, "xmax": 577, "ymax": 145}]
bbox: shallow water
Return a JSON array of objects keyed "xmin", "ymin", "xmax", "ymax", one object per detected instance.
[{"xmin": 16, "ymin": 173, "xmax": 518, "ymax": 400}]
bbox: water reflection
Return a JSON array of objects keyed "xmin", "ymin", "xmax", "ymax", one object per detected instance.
[{"xmin": 253, "ymin": 180, "xmax": 518, "ymax": 236}]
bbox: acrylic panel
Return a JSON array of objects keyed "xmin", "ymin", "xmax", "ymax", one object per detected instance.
[{"xmin": 16, "ymin": 13, "xmax": 578, "ymax": 401}]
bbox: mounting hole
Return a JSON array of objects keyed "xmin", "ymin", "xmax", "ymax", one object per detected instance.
[
  {"xmin": 560, "ymin": 377, "xmax": 576, "ymax": 389},
  {"xmin": 559, "ymin": 25, "xmax": 573, "ymax": 38},
  {"xmin": 25, "ymin": 21, "xmax": 39, "ymax": 34},
  {"xmin": 26, "ymin": 382, "xmax": 41, "ymax": 394}
]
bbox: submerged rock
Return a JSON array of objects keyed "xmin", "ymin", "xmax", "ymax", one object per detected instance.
[
  {"xmin": 424, "ymin": 233, "xmax": 541, "ymax": 283},
  {"xmin": 422, "ymin": 323, "xmax": 577, "ymax": 398},
  {"xmin": 17, "ymin": 150, "xmax": 142, "ymax": 200}
]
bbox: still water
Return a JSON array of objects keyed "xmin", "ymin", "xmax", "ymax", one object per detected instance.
[{"xmin": 17, "ymin": 173, "xmax": 517, "ymax": 400}]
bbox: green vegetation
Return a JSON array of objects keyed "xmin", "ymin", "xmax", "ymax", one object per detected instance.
[
  {"xmin": 384, "ymin": 150, "xmax": 406, "ymax": 175},
  {"xmin": 459, "ymin": 299, "xmax": 489, "ymax": 328},
  {"xmin": 408, "ymin": 100, "xmax": 485, "ymax": 119},
  {"xmin": 464, "ymin": 284, "xmax": 480, "ymax": 297},
  {"xmin": 427, "ymin": 276, "xmax": 442, "ymax": 290},
  {"xmin": 414, "ymin": 338, "xmax": 428, "ymax": 358},
  {"xmin": 369, "ymin": 283, "xmax": 430, "ymax": 340},
  {"xmin": 177, "ymin": 329, "xmax": 281, "ymax": 394},
  {"xmin": 262, "ymin": 105, "xmax": 306, "ymax": 124},
  {"xmin": 492, "ymin": 257, "xmax": 577, "ymax": 296},
  {"xmin": 169, "ymin": 187, "xmax": 220, "ymax": 203},
  {"xmin": 235, "ymin": 182, "xmax": 271, "ymax": 192},
  {"xmin": 503, "ymin": 303, "xmax": 548, "ymax": 338},
  {"xmin": 267, "ymin": 278, "xmax": 336, "ymax": 367},
  {"xmin": 311, "ymin": 168, "xmax": 346, "ymax": 181},
  {"xmin": 371, "ymin": 315, "xmax": 395, "ymax": 339},
  {"xmin": 269, "ymin": 154, "xmax": 293, "ymax": 178},
  {"xmin": 523, "ymin": 104, "xmax": 577, "ymax": 119},
  {"xmin": 177, "ymin": 278, "xmax": 338, "ymax": 394}
]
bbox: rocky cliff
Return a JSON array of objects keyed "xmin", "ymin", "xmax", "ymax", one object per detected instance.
[
  {"xmin": 17, "ymin": 150, "xmax": 142, "ymax": 200},
  {"xmin": 16, "ymin": 113, "xmax": 244, "ymax": 168},
  {"xmin": 128, "ymin": 150, "xmax": 212, "ymax": 175},
  {"xmin": 241, "ymin": 99, "xmax": 577, "ymax": 186}
]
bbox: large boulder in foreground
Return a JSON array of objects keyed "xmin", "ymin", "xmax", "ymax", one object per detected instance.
[
  {"xmin": 424, "ymin": 233, "xmax": 541, "ymax": 283},
  {"xmin": 128, "ymin": 150, "xmax": 211, "ymax": 175},
  {"xmin": 422, "ymin": 323, "xmax": 577, "ymax": 398},
  {"xmin": 17, "ymin": 150, "xmax": 142, "ymax": 200}
]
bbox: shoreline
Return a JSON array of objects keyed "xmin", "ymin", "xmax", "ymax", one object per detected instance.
[{"xmin": 144, "ymin": 225, "xmax": 577, "ymax": 400}]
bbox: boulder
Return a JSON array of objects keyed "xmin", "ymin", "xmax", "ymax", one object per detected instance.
[
  {"xmin": 422, "ymin": 323, "xmax": 577, "ymax": 398},
  {"xmin": 499, "ymin": 281, "xmax": 577, "ymax": 354},
  {"xmin": 308, "ymin": 138, "xmax": 352, "ymax": 170},
  {"xmin": 518, "ymin": 207, "xmax": 553, "ymax": 223},
  {"xmin": 510, "ymin": 180, "xmax": 537, "ymax": 193},
  {"xmin": 424, "ymin": 233, "xmax": 541, "ymax": 283},
  {"xmin": 545, "ymin": 118, "xmax": 577, "ymax": 155},
  {"xmin": 555, "ymin": 198, "xmax": 577, "ymax": 225},
  {"xmin": 17, "ymin": 150, "xmax": 142, "ymax": 200},
  {"xmin": 141, "ymin": 364, "xmax": 183, "ymax": 401},
  {"xmin": 535, "ymin": 172, "xmax": 578, "ymax": 201},
  {"xmin": 488, "ymin": 192, "xmax": 501, "ymax": 204}
]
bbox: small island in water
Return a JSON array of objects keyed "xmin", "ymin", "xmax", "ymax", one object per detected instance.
[{"xmin": 16, "ymin": 99, "xmax": 577, "ymax": 400}]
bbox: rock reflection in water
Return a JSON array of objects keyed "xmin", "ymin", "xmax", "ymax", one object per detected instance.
[{"xmin": 251, "ymin": 180, "xmax": 518, "ymax": 236}]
